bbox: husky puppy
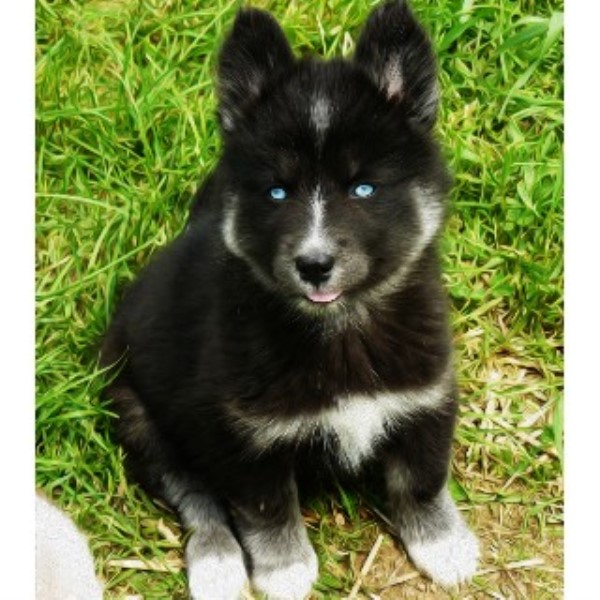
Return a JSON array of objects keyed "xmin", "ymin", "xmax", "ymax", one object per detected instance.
[{"xmin": 102, "ymin": 1, "xmax": 479, "ymax": 598}]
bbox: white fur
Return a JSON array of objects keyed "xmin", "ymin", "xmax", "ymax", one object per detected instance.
[
  {"xmin": 298, "ymin": 185, "xmax": 333, "ymax": 256},
  {"xmin": 320, "ymin": 382, "xmax": 450, "ymax": 468},
  {"xmin": 222, "ymin": 201, "xmax": 242, "ymax": 258},
  {"xmin": 239, "ymin": 480, "xmax": 317, "ymax": 599},
  {"xmin": 228, "ymin": 364, "xmax": 452, "ymax": 469},
  {"xmin": 161, "ymin": 472, "xmax": 215, "ymax": 529},
  {"xmin": 384, "ymin": 55, "xmax": 404, "ymax": 99},
  {"xmin": 252, "ymin": 552, "xmax": 318, "ymax": 600},
  {"xmin": 398, "ymin": 488, "xmax": 479, "ymax": 588},
  {"xmin": 414, "ymin": 184, "xmax": 444, "ymax": 244},
  {"xmin": 161, "ymin": 473, "xmax": 250, "ymax": 599},
  {"xmin": 405, "ymin": 517, "xmax": 479, "ymax": 588},
  {"xmin": 222, "ymin": 195, "xmax": 274, "ymax": 290},
  {"xmin": 220, "ymin": 110, "xmax": 235, "ymax": 132},
  {"xmin": 187, "ymin": 548, "xmax": 249, "ymax": 600},
  {"xmin": 365, "ymin": 183, "xmax": 444, "ymax": 302},
  {"xmin": 310, "ymin": 95, "xmax": 332, "ymax": 140},
  {"xmin": 385, "ymin": 459, "xmax": 415, "ymax": 496}
]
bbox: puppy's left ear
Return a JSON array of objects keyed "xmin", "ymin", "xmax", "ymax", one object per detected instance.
[
  {"xmin": 354, "ymin": 1, "xmax": 438, "ymax": 129},
  {"xmin": 218, "ymin": 8, "xmax": 294, "ymax": 131}
]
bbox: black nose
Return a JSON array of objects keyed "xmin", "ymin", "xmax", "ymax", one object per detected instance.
[{"xmin": 295, "ymin": 252, "xmax": 335, "ymax": 285}]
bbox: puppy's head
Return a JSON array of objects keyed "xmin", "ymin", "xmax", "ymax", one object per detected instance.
[{"xmin": 218, "ymin": 1, "xmax": 450, "ymax": 315}]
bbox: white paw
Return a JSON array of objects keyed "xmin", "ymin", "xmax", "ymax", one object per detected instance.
[
  {"xmin": 405, "ymin": 520, "xmax": 479, "ymax": 588},
  {"xmin": 188, "ymin": 549, "xmax": 249, "ymax": 600},
  {"xmin": 252, "ymin": 549, "xmax": 318, "ymax": 600}
]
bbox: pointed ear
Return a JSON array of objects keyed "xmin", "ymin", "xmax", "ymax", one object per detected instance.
[
  {"xmin": 354, "ymin": 1, "xmax": 439, "ymax": 129},
  {"xmin": 217, "ymin": 8, "xmax": 294, "ymax": 131}
]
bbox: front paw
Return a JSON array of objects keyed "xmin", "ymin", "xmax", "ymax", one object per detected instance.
[
  {"xmin": 252, "ymin": 547, "xmax": 318, "ymax": 600},
  {"xmin": 404, "ymin": 519, "xmax": 479, "ymax": 588},
  {"xmin": 186, "ymin": 531, "xmax": 249, "ymax": 600}
]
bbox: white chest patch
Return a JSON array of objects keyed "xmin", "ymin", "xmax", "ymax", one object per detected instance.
[
  {"xmin": 320, "ymin": 396, "xmax": 401, "ymax": 468},
  {"xmin": 229, "ymin": 370, "xmax": 452, "ymax": 470}
]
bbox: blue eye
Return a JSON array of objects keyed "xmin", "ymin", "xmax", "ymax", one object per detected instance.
[
  {"xmin": 351, "ymin": 183, "xmax": 376, "ymax": 198},
  {"xmin": 268, "ymin": 187, "xmax": 288, "ymax": 201}
]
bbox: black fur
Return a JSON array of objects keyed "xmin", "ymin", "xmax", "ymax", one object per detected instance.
[{"xmin": 102, "ymin": 2, "xmax": 478, "ymax": 597}]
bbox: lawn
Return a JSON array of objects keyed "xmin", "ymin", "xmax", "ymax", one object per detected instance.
[{"xmin": 36, "ymin": 0, "xmax": 564, "ymax": 598}]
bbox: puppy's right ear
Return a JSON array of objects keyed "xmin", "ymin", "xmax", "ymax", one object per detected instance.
[{"xmin": 217, "ymin": 9, "xmax": 294, "ymax": 131}]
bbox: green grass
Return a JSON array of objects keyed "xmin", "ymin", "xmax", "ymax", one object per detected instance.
[{"xmin": 36, "ymin": 0, "xmax": 563, "ymax": 598}]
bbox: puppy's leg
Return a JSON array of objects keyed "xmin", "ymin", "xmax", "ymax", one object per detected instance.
[
  {"xmin": 162, "ymin": 472, "xmax": 249, "ymax": 600},
  {"xmin": 385, "ymin": 407, "xmax": 479, "ymax": 588},
  {"xmin": 108, "ymin": 386, "xmax": 248, "ymax": 599},
  {"xmin": 229, "ymin": 473, "xmax": 318, "ymax": 600}
]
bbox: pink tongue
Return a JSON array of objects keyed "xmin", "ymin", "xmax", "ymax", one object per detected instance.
[{"xmin": 306, "ymin": 290, "xmax": 342, "ymax": 303}]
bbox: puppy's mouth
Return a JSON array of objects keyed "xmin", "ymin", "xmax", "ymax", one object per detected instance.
[{"xmin": 305, "ymin": 289, "xmax": 343, "ymax": 303}]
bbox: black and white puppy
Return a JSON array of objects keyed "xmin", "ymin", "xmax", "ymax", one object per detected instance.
[{"xmin": 102, "ymin": 1, "xmax": 479, "ymax": 598}]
